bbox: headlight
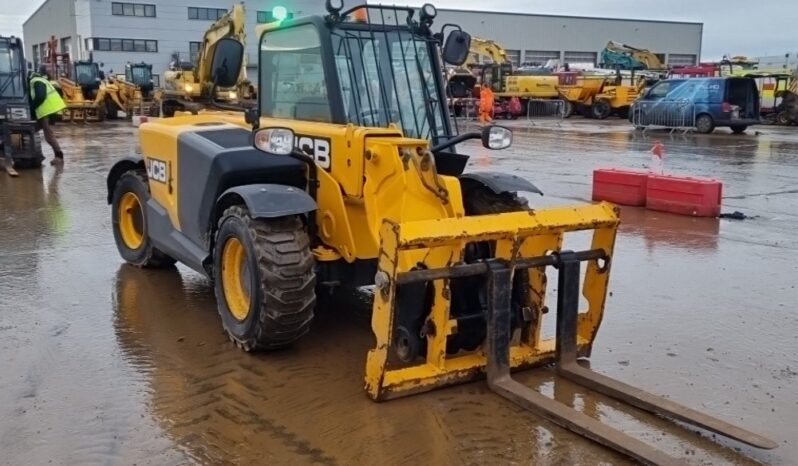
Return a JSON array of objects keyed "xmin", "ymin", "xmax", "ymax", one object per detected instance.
[
  {"xmin": 184, "ymin": 83, "xmax": 194, "ymax": 92},
  {"xmin": 482, "ymin": 125, "xmax": 512, "ymax": 150},
  {"xmin": 254, "ymin": 128, "xmax": 294, "ymax": 155},
  {"xmin": 228, "ymin": 91, "xmax": 237, "ymax": 100}
]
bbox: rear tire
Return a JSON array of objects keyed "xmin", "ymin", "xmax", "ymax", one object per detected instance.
[
  {"xmin": 776, "ymin": 111, "xmax": 792, "ymax": 126},
  {"xmin": 592, "ymin": 100, "xmax": 612, "ymax": 120},
  {"xmin": 214, "ymin": 206, "xmax": 316, "ymax": 351},
  {"xmin": 562, "ymin": 100, "xmax": 574, "ymax": 118},
  {"xmin": 730, "ymin": 125, "xmax": 748, "ymax": 134},
  {"xmin": 111, "ymin": 170, "xmax": 176, "ymax": 268},
  {"xmin": 695, "ymin": 114, "xmax": 715, "ymax": 134}
]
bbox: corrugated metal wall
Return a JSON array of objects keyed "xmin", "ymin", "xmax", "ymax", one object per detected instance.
[{"xmin": 435, "ymin": 8, "xmax": 702, "ymax": 63}]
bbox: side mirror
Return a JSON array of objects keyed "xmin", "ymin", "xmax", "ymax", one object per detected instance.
[
  {"xmin": 481, "ymin": 125, "xmax": 512, "ymax": 150},
  {"xmin": 210, "ymin": 38, "xmax": 244, "ymax": 88},
  {"xmin": 442, "ymin": 30, "xmax": 471, "ymax": 66}
]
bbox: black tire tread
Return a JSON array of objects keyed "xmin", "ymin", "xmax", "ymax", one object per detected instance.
[
  {"xmin": 465, "ymin": 187, "xmax": 529, "ymax": 214},
  {"xmin": 216, "ymin": 206, "xmax": 316, "ymax": 351}
]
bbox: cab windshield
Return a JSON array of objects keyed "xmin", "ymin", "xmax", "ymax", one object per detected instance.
[
  {"xmin": 75, "ymin": 63, "xmax": 98, "ymax": 85},
  {"xmin": 128, "ymin": 66, "xmax": 151, "ymax": 85},
  {"xmin": 0, "ymin": 40, "xmax": 24, "ymax": 99},
  {"xmin": 330, "ymin": 26, "xmax": 446, "ymax": 141},
  {"xmin": 258, "ymin": 11, "xmax": 448, "ymax": 143}
]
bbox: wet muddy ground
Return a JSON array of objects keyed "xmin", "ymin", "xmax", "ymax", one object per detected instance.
[{"xmin": 1, "ymin": 119, "xmax": 796, "ymax": 465}]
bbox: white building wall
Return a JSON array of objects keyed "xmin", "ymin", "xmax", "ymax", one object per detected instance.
[
  {"xmin": 24, "ymin": 0, "xmax": 326, "ymax": 83},
  {"xmin": 25, "ymin": 2, "xmax": 704, "ymax": 81},
  {"xmin": 435, "ymin": 8, "xmax": 703, "ymax": 66},
  {"xmin": 22, "ymin": 0, "xmax": 78, "ymax": 69}
]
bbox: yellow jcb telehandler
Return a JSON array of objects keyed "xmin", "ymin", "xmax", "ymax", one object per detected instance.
[{"xmin": 106, "ymin": 3, "xmax": 776, "ymax": 464}]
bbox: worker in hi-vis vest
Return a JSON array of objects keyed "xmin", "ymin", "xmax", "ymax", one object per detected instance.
[{"xmin": 29, "ymin": 65, "xmax": 66, "ymax": 165}]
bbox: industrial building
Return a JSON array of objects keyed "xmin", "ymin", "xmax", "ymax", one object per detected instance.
[{"xmin": 23, "ymin": 1, "xmax": 703, "ymax": 84}]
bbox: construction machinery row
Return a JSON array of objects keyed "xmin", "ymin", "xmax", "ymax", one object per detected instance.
[
  {"xmin": 36, "ymin": 2, "xmax": 259, "ymax": 123},
  {"xmin": 105, "ymin": 3, "xmax": 777, "ymax": 465},
  {"xmin": 449, "ymin": 35, "xmax": 798, "ymax": 124},
  {"xmin": 448, "ymin": 37, "xmax": 648, "ymax": 120}
]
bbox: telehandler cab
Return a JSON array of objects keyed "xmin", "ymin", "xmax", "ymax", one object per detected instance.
[{"xmin": 107, "ymin": 3, "xmax": 775, "ymax": 463}]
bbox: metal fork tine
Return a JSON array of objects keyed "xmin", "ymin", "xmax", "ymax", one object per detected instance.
[
  {"xmin": 552, "ymin": 252, "xmax": 778, "ymax": 451},
  {"xmin": 485, "ymin": 260, "xmax": 686, "ymax": 466}
]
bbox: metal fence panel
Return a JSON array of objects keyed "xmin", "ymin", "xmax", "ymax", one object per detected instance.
[
  {"xmin": 526, "ymin": 99, "xmax": 565, "ymax": 126},
  {"xmin": 631, "ymin": 101, "xmax": 696, "ymax": 133}
]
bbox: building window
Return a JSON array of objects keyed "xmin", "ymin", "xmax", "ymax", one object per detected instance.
[
  {"xmin": 188, "ymin": 7, "xmax": 227, "ymax": 21},
  {"xmin": 189, "ymin": 41, "xmax": 201, "ymax": 62},
  {"xmin": 32, "ymin": 44, "xmax": 39, "ymax": 68},
  {"xmin": 112, "ymin": 2, "xmax": 156, "ymax": 17},
  {"xmin": 91, "ymin": 38, "xmax": 158, "ymax": 53},
  {"xmin": 257, "ymin": 10, "xmax": 294, "ymax": 23}
]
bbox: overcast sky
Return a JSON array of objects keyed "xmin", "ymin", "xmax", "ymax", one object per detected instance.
[{"xmin": 0, "ymin": 0, "xmax": 795, "ymax": 60}]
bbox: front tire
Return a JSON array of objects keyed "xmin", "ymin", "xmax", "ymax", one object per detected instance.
[
  {"xmin": 111, "ymin": 170, "xmax": 176, "ymax": 267},
  {"xmin": 730, "ymin": 125, "xmax": 748, "ymax": 134},
  {"xmin": 592, "ymin": 100, "xmax": 612, "ymax": 120},
  {"xmin": 214, "ymin": 206, "xmax": 316, "ymax": 351},
  {"xmin": 695, "ymin": 114, "xmax": 715, "ymax": 134}
]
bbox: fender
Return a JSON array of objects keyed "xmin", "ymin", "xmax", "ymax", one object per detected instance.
[
  {"xmin": 459, "ymin": 171, "xmax": 543, "ymax": 196},
  {"xmin": 107, "ymin": 155, "xmax": 144, "ymax": 203},
  {"xmin": 217, "ymin": 184, "xmax": 317, "ymax": 220}
]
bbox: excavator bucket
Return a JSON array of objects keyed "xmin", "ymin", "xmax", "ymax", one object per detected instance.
[{"xmin": 366, "ymin": 202, "xmax": 776, "ymax": 465}]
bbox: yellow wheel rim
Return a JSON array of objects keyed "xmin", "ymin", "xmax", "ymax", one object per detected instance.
[
  {"xmin": 118, "ymin": 192, "xmax": 144, "ymax": 250},
  {"xmin": 221, "ymin": 237, "xmax": 251, "ymax": 321}
]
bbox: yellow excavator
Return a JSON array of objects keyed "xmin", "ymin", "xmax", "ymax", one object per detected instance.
[
  {"xmin": 156, "ymin": 2, "xmax": 255, "ymax": 117},
  {"xmin": 469, "ymin": 36, "xmax": 559, "ymax": 101},
  {"xmin": 106, "ymin": 3, "xmax": 776, "ymax": 464}
]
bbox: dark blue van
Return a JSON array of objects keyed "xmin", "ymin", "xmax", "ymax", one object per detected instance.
[{"xmin": 630, "ymin": 77, "xmax": 760, "ymax": 134}]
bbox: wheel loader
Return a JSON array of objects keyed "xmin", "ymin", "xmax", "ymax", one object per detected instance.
[{"xmin": 106, "ymin": 3, "xmax": 776, "ymax": 464}]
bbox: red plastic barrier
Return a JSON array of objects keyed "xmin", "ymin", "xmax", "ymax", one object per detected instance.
[
  {"xmin": 592, "ymin": 168, "xmax": 649, "ymax": 206},
  {"xmin": 646, "ymin": 174, "xmax": 722, "ymax": 217}
]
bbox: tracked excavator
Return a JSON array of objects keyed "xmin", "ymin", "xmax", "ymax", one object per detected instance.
[
  {"xmin": 107, "ymin": 3, "xmax": 777, "ymax": 464},
  {"xmin": 157, "ymin": 2, "xmax": 255, "ymax": 117},
  {"xmin": 600, "ymin": 40, "xmax": 666, "ymax": 71}
]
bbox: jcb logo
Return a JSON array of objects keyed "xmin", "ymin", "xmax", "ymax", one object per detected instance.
[
  {"xmin": 146, "ymin": 158, "xmax": 168, "ymax": 183},
  {"xmin": 295, "ymin": 135, "xmax": 331, "ymax": 170}
]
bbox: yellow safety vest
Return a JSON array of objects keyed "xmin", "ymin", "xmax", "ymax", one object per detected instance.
[{"xmin": 29, "ymin": 76, "xmax": 67, "ymax": 119}]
